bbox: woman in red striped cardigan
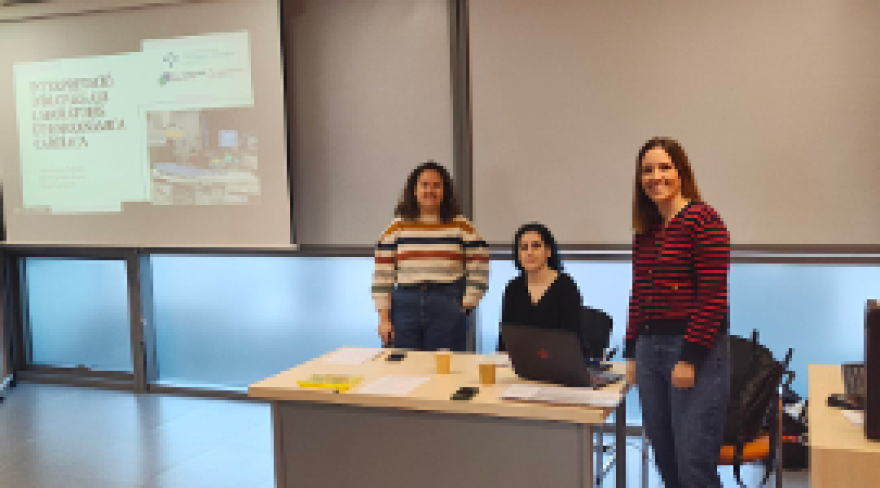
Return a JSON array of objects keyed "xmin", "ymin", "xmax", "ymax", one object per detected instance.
[{"xmin": 624, "ymin": 137, "xmax": 731, "ymax": 488}]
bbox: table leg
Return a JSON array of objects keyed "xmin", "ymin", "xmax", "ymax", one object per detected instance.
[
  {"xmin": 272, "ymin": 402, "xmax": 286, "ymax": 488},
  {"xmin": 583, "ymin": 425, "xmax": 595, "ymax": 488},
  {"xmin": 596, "ymin": 421, "xmax": 604, "ymax": 487},
  {"xmin": 616, "ymin": 397, "xmax": 627, "ymax": 488}
]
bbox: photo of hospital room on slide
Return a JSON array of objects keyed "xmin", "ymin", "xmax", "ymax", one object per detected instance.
[{"xmin": 146, "ymin": 107, "xmax": 260, "ymax": 206}]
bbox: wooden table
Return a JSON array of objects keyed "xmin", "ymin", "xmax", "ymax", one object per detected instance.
[
  {"xmin": 809, "ymin": 364, "xmax": 880, "ymax": 487},
  {"xmin": 250, "ymin": 349, "xmax": 630, "ymax": 488}
]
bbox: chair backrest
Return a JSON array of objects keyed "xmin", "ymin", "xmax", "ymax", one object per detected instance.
[{"xmin": 579, "ymin": 306, "xmax": 613, "ymax": 360}]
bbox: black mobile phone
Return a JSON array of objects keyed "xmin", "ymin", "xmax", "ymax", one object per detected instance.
[
  {"xmin": 386, "ymin": 352, "xmax": 406, "ymax": 362},
  {"xmin": 451, "ymin": 386, "xmax": 479, "ymax": 401},
  {"xmin": 827, "ymin": 393, "xmax": 864, "ymax": 410}
]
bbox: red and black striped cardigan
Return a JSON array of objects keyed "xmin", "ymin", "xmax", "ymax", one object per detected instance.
[{"xmin": 623, "ymin": 201, "xmax": 731, "ymax": 366}]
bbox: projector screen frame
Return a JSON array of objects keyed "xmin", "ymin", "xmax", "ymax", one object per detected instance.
[{"xmin": 2, "ymin": 0, "xmax": 296, "ymax": 246}]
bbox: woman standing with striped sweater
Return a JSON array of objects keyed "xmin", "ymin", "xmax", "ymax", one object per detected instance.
[
  {"xmin": 624, "ymin": 138, "xmax": 731, "ymax": 488},
  {"xmin": 372, "ymin": 161, "xmax": 489, "ymax": 351}
]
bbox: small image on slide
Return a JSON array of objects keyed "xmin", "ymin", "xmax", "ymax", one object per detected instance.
[{"xmin": 146, "ymin": 107, "xmax": 260, "ymax": 206}]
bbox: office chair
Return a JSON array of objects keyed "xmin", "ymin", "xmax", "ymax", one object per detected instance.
[
  {"xmin": 580, "ymin": 305, "xmax": 613, "ymax": 361},
  {"xmin": 579, "ymin": 305, "xmax": 620, "ymax": 485},
  {"xmin": 717, "ymin": 354, "xmax": 795, "ymax": 488},
  {"xmin": 717, "ymin": 390, "xmax": 785, "ymax": 488}
]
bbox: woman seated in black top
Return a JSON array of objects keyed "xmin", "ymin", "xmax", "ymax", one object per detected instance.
[{"xmin": 498, "ymin": 222, "xmax": 583, "ymax": 351}]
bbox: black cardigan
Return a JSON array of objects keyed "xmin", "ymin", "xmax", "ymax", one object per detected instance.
[{"xmin": 498, "ymin": 272, "xmax": 583, "ymax": 351}]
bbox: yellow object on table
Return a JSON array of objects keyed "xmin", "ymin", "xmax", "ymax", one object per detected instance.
[{"xmin": 296, "ymin": 374, "xmax": 363, "ymax": 393}]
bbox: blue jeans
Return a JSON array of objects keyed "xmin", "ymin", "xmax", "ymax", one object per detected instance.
[
  {"xmin": 391, "ymin": 282, "xmax": 468, "ymax": 351},
  {"xmin": 636, "ymin": 334, "xmax": 730, "ymax": 488}
]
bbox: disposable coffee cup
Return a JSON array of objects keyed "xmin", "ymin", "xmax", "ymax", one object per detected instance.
[
  {"xmin": 435, "ymin": 349, "xmax": 452, "ymax": 374},
  {"xmin": 479, "ymin": 361, "xmax": 496, "ymax": 385}
]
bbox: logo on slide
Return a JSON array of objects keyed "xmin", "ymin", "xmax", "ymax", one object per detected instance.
[
  {"xmin": 158, "ymin": 70, "xmax": 208, "ymax": 86},
  {"xmin": 163, "ymin": 52, "xmax": 179, "ymax": 68}
]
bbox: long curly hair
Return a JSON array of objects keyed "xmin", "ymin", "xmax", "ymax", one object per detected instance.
[{"xmin": 395, "ymin": 161, "xmax": 462, "ymax": 222}]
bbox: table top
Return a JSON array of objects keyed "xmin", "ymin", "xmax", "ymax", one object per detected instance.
[
  {"xmin": 249, "ymin": 348, "xmax": 629, "ymax": 424},
  {"xmin": 809, "ymin": 364, "xmax": 880, "ymax": 453}
]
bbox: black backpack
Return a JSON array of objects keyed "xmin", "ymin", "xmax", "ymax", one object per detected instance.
[
  {"xmin": 779, "ymin": 383, "xmax": 809, "ymax": 471},
  {"xmin": 723, "ymin": 331, "xmax": 794, "ymax": 487}
]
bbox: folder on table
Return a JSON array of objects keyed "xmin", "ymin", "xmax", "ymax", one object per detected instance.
[{"xmin": 297, "ymin": 374, "xmax": 363, "ymax": 393}]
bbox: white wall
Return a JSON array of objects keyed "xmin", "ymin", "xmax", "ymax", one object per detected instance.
[
  {"xmin": 287, "ymin": 0, "xmax": 454, "ymax": 245},
  {"xmin": 471, "ymin": 0, "xmax": 880, "ymax": 245}
]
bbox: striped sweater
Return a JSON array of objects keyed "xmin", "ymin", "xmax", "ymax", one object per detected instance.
[
  {"xmin": 624, "ymin": 201, "xmax": 730, "ymax": 366},
  {"xmin": 372, "ymin": 215, "xmax": 489, "ymax": 311}
]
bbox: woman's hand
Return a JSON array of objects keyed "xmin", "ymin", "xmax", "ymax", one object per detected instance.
[
  {"xmin": 672, "ymin": 361, "xmax": 695, "ymax": 389},
  {"xmin": 626, "ymin": 360, "xmax": 637, "ymax": 386},
  {"xmin": 378, "ymin": 310, "xmax": 394, "ymax": 346}
]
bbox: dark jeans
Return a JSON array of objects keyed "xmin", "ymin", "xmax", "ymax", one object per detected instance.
[
  {"xmin": 636, "ymin": 334, "xmax": 730, "ymax": 488},
  {"xmin": 391, "ymin": 281, "xmax": 468, "ymax": 351}
]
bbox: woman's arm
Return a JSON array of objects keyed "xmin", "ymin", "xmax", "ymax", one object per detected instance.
[
  {"xmin": 371, "ymin": 222, "xmax": 399, "ymax": 311},
  {"xmin": 373, "ymin": 222, "xmax": 399, "ymax": 345},
  {"xmin": 561, "ymin": 275, "xmax": 584, "ymax": 342},
  {"xmin": 498, "ymin": 278, "xmax": 520, "ymax": 352},
  {"xmin": 623, "ymin": 234, "xmax": 642, "ymax": 360},
  {"xmin": 462, "ymin": 219, "xmax": 489, "ymax": 308},
  {"xmin": 678, "ymin": 207, "xmax": 730, "ymax": 367}
]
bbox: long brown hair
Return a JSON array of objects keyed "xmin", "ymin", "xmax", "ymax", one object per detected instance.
[
  {"xmin": 395, "ymin": 161, "xmax": 462, "ymax": 222},
  {"xmin": 632, "ymin": 137, "xmax": 702, "ymax": 234}
]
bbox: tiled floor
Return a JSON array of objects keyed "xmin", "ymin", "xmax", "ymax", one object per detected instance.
[
  {"xmin": 0, "ymin": 384, "xmax": 274, "ymax": 488},
  {"xmin": 0, "ymin": 383, "xmax": 809, "ymax": 488}
]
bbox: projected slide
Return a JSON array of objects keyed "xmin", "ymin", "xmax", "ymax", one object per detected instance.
[{"xmin": 13, "ymin": 31, "xmax": 256, "ymax": 213}]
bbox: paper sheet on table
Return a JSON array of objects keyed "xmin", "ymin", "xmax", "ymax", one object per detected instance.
[
  {"xmin": 474, "ymin": 354, "xmax": 512, "ymax": 367},
  {"xmin": 323, "ymin": 347, "xmax": 383, "ymax": 365},
  {"xmin": 500, "ymin": 385, "xmax": 543, "ymax": 399},
  {"xmin": 356, "ymin": 375, "xmax": 431, "ymax": 396},
  {"xmin": 500, "ymin": 384, "xmax": 622, "ymax": 407},
  {"xmin": 842, "ymin": 410, "xmax": 865, "ymax": 426}
]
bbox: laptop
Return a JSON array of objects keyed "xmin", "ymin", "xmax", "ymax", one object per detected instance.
[{"xmin": 501, "ymin": 323, "xmax": 623, "ymax": 388}]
